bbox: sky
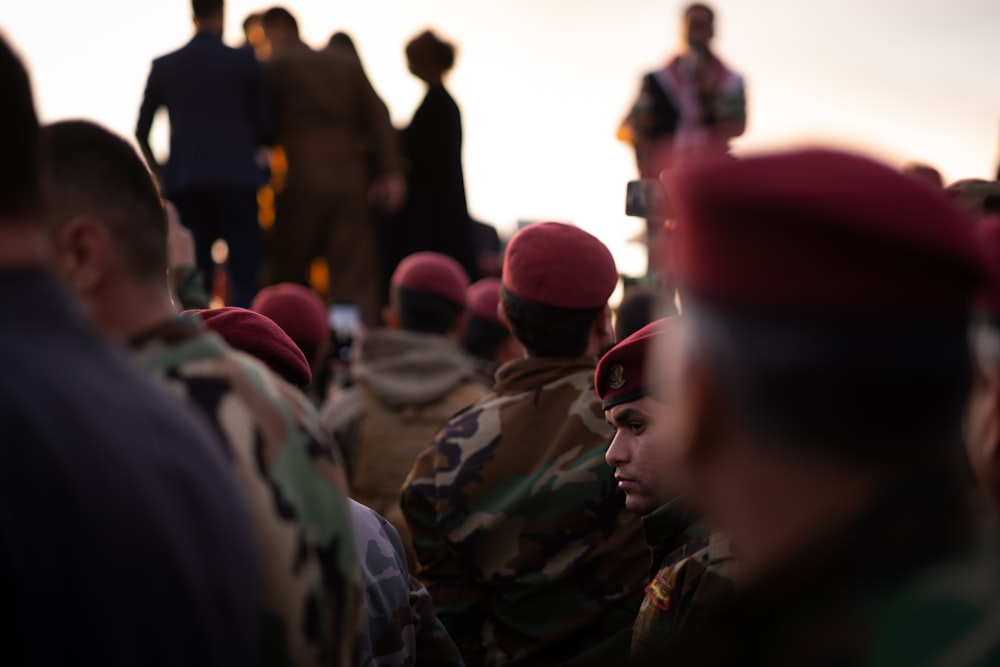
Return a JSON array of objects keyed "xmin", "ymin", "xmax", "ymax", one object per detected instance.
[{"xmin": 5, "ymin": 0, "xmax": 1000, "ymax": 277}]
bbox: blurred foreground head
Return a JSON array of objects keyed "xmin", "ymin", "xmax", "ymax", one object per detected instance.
[
  {"xmin": 0, "ymin": 35, "xmax": 42, "ymax": 228},
  {"xmin": 665, "ymin": 148, "xmax": 986, "ymax": 560}
]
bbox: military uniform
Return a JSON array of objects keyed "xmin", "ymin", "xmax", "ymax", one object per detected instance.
[
  {"xmin": 131, "ymin": 314, "xmax": 362, "ymax": 667},
  {"xmin": 401, "ymin": 356, "xmax": 648, "ymax": 666},
  {"xmin": 350, "ymin": 499, "xmax": 465, "ymax": 667},
  {"xmin": 630, "ymin": 498, "xmax": 736, "ymax": 658}
]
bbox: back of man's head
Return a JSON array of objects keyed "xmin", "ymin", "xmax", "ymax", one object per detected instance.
[
  {"xmin": 39, "ymin": 120, "xmax": 167, "ymax": 283},
  {"xmin": 192, "ymin": 0, "xmax": 223, "ymax": 21},
  {"xmin": 261, "ymin": 7, "xmax": 299, "ymax": 36},
  {"xmin": 0, "ymin": 35, "xmax": 42, "ymax": 224},
  {"xmin": 500, "ymin": 222, "xmax": 618, "ymax": 358},
  {"xmin": 389, "ymin": 252, "xmax": 469, "ymax": 335}
]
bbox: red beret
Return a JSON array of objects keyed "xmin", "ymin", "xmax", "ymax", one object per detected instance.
[
  {"xmin": 502, "ymin": 222, "xmax": 618, "ymax": 309},
  {"xmin": 391, "ymin": 252, "xmax": 469, "ymax": 307},
  {"xmin": 976, "ymin": 216, "xmax": 1000, "ymax": 315},
  {"xmin": 667, "ymin": 149, "xmax": 987, "ymax": 318},
  {"xmin": 595, "ymin": 318, "xmax": 675, "ymax": 410},
  {"xmin": 467, "ymin": 277, "xmax": 503, "ymax": 325},
  {"xmin": 250, "ymin": 283, "xmax": 328, "ymax": 360},
  {"xmin": 192, "ymin": 307, "xmax": 312, "ymax": 387}
]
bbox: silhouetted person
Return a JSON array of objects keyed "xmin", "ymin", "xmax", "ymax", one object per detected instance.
[
  {"xmin": 395, "ymin": 29, "xmax": 476, "ymax": 279},
  {"xmin": 240, "ymin": 11, "xmax": 269, "ymax": 60},
  {"xmin": 262, "ymin": 6, "xmax": 405, "ymax": 327},
  {"xmin": 136, "ymin": 0, "xmax": 270, "ymax": 308}
]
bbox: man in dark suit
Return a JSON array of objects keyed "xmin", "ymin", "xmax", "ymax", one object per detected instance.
[{"xmin": 136, "ymin": 0, "xmax": 269, "ymax": 308}]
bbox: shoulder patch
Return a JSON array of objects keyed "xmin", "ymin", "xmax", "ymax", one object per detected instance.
[{"xmin": 645, "ymin": 573, "xmax": 672, "ymax": 612}]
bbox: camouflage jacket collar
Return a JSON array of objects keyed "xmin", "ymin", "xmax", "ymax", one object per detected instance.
[
  {"xmin": 643, "ymin": 497, "xmax": 709, "ymax": 576},
  {"xmin": 493, "ymin": 356, "xmax": 598, "ymax": 395},
  {"xmin": 129, "ymin": 314, "xmax": 228, "ymax": 373}
]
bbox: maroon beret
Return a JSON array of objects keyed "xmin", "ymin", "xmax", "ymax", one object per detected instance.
[
  {"xmin": 392, "ymin": 252, "xmax": 469, "ymax": 307},
  {"xmin": 251, "ymin": 283, "xmax": 328, "ymax": 360},
  {"xmin": 193, "ymin": 307, "xmax": 312, "ymax": 387},
  {"xmin": 595, "ymin": 317, "xmax": 675, "ymax": 410},
  {"xmin": 502, "ymin": 222, "xmax": 618, "ymax": 309},
  {"xmin": 976, "ymin": 216, "xmax": 1000, "ymax": 315},
  {"xmin": 467, "ymin": 277, "xmax": 503, "ymax": 325},
  {"xmin": 666, "ymin": 149, "xmax": 987, "ymax": 318}
]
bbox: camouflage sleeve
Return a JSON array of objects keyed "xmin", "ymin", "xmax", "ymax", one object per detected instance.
[
  {"xmin": 320, "ymin": 385, "xmax": 364, "ymax": 481},
  {"xmin": 401, "ymin": 417, "xmax": 491, "ymax": 665},
  {"xmin": 350, "ymin": 499, "xmax": 465, "ymax": 667}
]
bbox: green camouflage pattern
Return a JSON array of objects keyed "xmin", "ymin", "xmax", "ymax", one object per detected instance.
[
  {"xmin": 401, "ymin": 357, "xmax": 649, "ymax": 667},
  {"xmin": 131, "ymin": 314, "xmax": 362, "ymax": 667},
  {"xmin": 350, "ymin": 499, "xmax": 465, "ymax": 666}
]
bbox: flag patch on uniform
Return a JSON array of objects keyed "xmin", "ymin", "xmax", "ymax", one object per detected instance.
[{"xmin": 644, "ymin": 574, "xmax": 671, "ymax": 611}]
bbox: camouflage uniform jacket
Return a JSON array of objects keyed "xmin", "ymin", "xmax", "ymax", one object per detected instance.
[
  {"xmin": 350, "ymin": 499, "xmax": 465, "ymax": 666},
  {"xmin": 131, "ymin": 314, "xmax": 362, "ymax": 667},
  {"xmin": 638, "ymin": 466, "xmax": 1000, "ymax": 666},
  {"xmin": 401, "ymin": 356, "xmax": 649, "ymax": 667},
  {"xmin": 630, "ymin": 499, "xmax": 735, "ymax": 659}
]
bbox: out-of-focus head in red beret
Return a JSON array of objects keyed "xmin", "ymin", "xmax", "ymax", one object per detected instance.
[
  {"xmin": 467, "ymin": 277, "xmax": 503, "ymax": 325},
  {"xmin": 391, "ymin": 252, "xmax": 469, "ymax": 307},
  {"xmin": 595, "ymin": 318, "xmax": 674, "ymax": 411},
  {"xmin": 250, "ymin": 283, "xmax": 328, "ymax": 365},
  {"xmin": 190, "ymin": 307, "xmax": 312, "ymax": 387},
  {"xmin": 666, "ymin": 149, "xmax": 987, "ymax": 319},
  {"xmin": 502, "ymin": 222, "xmax": 618, "ymax": 310}
]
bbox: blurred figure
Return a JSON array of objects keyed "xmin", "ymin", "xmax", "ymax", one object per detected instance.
[
  {"xmin": 619, "ymin": 2, "xmax": 746, "ymax": 178},
  {"xmin": 595, "ymin": 318, "xmax": 737, "ymax": 659},
  {"xmin": 40, "ymin": 119, "xmax": 363, "ymax": 667},
  {"xmin": 614, "ymin": 287, "xmax": 677, "ymax": 341},
  {"xmin": 240, "ymin": 11, "xmax": 270, "ymax": 60},
  {"xmin": 1, "ymin": 37, "xmax": 258, "ymax": 665},
  {"xmin": 394, "ymin": 30, "xmax": 476, "ymax": 278},
  {"xmin": 461, "ymin": 277, "xmax": 523, "ymax": 385},
  {"xmin": 136, "ymin": 0, "xmax": 270, "ymax": 308},
  {"xmin": 947, "ymin": 178, "xmax": 1000, "ymax": 222},
  {"xmin": 252, "ymin": 282, "xmax": 331, "ymax": 400},
  {"xmin": 401, "ymin": 223, "xmax": 648, "ymax": 666},
  {"xmin": 651, "ymin": 149, "xmax": 1000, "ymax": 663},
  {"xmin": 471, "ymin": 218, "xmax": 502, "ymax": 280},
  {"xmin": 262, "ymin": 6, "xmax": 405, "ymax": 327},
  {"xmin": 323, "ymin": 252, "xmax": 488, "ymax": 567},
  {"xmin": 968, "ymin": 217, "xmax": 1000, "ymax": 514},
  {"xmin": 165, "ymin": 199, "xmax": 212, "ymax": 309},
  {"xmin": 902, "ymin": 161, "xmax": 944, "ymax": 189},
  {"xmin": 349, "ymin": 499, "xmax": 465, "ymax": 666}
]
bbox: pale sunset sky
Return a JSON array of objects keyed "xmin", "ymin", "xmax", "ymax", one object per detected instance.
[{"xmin": 5, "ymin": 0, "xmax": 1000, "ymax": 276}]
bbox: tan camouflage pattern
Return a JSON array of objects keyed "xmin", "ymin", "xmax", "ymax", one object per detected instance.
[
  {"xmin": 401, "ymin": 357, "xmax": 649, "ymax": 666},
  {"xmin": 131, "ymin": 315, "xmax": 362, "ymax": 667}
]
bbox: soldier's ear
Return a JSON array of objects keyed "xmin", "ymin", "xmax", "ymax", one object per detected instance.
[{"xmin": 52, "ymin": 216, "xmax": 115, "ymax": 295}]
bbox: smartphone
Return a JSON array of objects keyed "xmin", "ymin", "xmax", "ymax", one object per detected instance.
[
  {"xmin": 328, "ymin": 302, "xmax": 361, "ymax": 361},
  {"xmin": 626, "ymin": 179, "xmax": 671, "ymax": 221}
]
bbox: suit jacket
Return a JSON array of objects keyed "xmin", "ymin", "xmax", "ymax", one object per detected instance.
[{"xmin": 136, "ymin": 30, "xmax": 269, "ymax": 196}]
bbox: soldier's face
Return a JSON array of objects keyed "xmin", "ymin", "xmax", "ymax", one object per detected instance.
[{"xmin": 605, "ymin": 396, "xmax": 676, "ymax": 516}]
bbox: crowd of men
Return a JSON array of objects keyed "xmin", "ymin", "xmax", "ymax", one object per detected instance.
[{"xmin": 5, "ymin": 1, "xmax": 1000, "ymax": 666}]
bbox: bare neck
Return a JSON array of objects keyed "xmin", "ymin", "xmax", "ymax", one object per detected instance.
[{"xmin": 89, "ymin": 276, "xmax": 178, "ymax": 344}]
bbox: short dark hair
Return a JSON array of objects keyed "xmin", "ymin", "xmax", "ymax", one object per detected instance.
[
  {"xmin": 192, "ymin": 0, "xmax": 223, "ymax": 21},
  {"xmin": 685, "ymin": 3, "xmax": 715, "ymax": 23},
  {"xmin": 392, "ymin": 286, "xmax": 464, "ymax": 335},
  {"xmin": 261, "ymin": 7, "xmax": 299, "ymax": 35},
  {"xmin": 38, "ymin": 120, "xmax": 167, "ymax": 282},
  {"xmin": 405, "ymin": 30, "xmax": 456, "ymax": 74},
  {"xmin": 0, "ymin": 35, "xmax": 42, "ymax": 223},
  {"xmin": 500, "ymin": 288, "xmax": 600, "ymax": 359},
  {"xmin": 462, "ymin": 314, "xmax": 510, "ymax": 362},
  {"xmin": 242, "ymin": 11, "xmax": 262, "ymax": 32}
]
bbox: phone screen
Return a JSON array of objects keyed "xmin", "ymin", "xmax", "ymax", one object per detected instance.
[{"xmin": 328, "ymin": 303, "xmax": 361, "ymax": 361}]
